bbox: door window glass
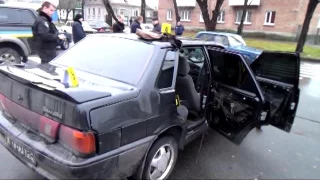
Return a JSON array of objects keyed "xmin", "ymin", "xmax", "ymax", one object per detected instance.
[{"xmin": 209, "ymin": 49, "xmax": 257, "ymax": 93}]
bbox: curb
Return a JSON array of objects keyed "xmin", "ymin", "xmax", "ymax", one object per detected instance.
[{"xmin": 301, "ymin": 57, "xmax": 320, "ymax": 63}]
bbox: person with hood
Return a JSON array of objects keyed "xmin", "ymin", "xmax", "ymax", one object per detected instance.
[
  {"xmin": 72, "ymin": 14, "xmax": 86, "ymax": 43},
  {"xmin": 152, "ymin": 17, "xmax": 161, "ymax": 33},
  {"xmin": 113, "ymin": 15, "xmax": 125, "ymax": 33},
  {"xmin": 130, "ymin": 16, "xmax": 143, "ymax": 33},
  {"xmin": 175, "ymin": 21, "xmax": 185, "ymax": 36},
  {"xmin": 32, "ymin": 1, "xmax": 65, "ymax": 64}
]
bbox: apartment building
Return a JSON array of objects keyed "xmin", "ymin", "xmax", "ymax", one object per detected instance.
[
  {"xmin": 158, "ymin": 0, "xmax": 320, "ymax": 36},
  {"xmin": 84, "ymin": 0, "xmax": 155, "ymax": 25}
]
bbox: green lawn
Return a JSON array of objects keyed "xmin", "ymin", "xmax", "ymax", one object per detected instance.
[
  {"xmin": 182, "ymin": 31, "xmax": 320, "ymax": 60},
  {"xmin": 244, "ymin": 38, "xmax": 320, "ymax": 60}
]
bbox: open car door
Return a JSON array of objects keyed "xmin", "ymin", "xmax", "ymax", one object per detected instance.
[
  {"xmin": 205, "ymin": 47, "xmax": 267, "ymax": 145},
  {"xmin": 250, "ymin": 51, "xmax": 300, "ymax": 132}
]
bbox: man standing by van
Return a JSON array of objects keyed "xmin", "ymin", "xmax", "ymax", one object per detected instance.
[{"xmin": 32, "ymin": 1, "xmax": 65, "ymax": 64}]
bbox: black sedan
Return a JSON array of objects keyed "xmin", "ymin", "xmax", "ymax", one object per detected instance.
[{"xmin": 0, "ymin": 33, "xmax": 300, "ymax": 180}]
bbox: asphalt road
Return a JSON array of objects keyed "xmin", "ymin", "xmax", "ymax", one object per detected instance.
[{"xmin": 0, "ymin": 57, "xmax": 320, "ymax": 179}]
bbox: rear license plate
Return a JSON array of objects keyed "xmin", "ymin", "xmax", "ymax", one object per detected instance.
[{"xmin": 5, "ymin": 136, "xmax": 37, "ymax": 166}]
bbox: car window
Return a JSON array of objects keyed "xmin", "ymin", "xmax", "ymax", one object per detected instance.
[
  {"xmin": 197, "ymin": 33, "xmax": 229, "ymax": 46},
  {"xmin": 0, "ymin": 7, "xmax": 35, "ymax": 24},
  {"xmin": 52, "ymin": 36, "xmax": 155, "ymax": 85},
  {"xmin": 157, "ymin": 50, "xmax": 177, "ymax": 89},
  {"xmin": 180, "ymin": 47, "xmax": 205, "ymax": 66},
  {"xmin": 209, "ymin": 49, "xmax": 257, "ymax": 93},
  {"xmin": 228, "ymin": 36, "xmax": 244, "ymax": 46}
]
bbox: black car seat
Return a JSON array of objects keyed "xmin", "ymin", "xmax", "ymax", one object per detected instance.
[{"xmin": 175, "ymin": 56, "xmax": 201, "ymax": 118}]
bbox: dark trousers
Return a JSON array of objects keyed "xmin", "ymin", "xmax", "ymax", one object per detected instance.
[{"xmin": 38, "ymin": 50, "xmax": 57, "ymax": 64}]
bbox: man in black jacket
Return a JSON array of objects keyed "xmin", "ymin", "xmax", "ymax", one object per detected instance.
[
  {"xmin": 152, "ymin": 17, "xmax": 161, "ymax": 34},
  {"xmin": 72, "ymin": 14, "xmax": 86, "ymax": 43},
  {"xmin": 32, "ymin": 1, "xmax": 65, "ymax": 64},
  {"xmin": 130, "ymin": 16, "xmax": 143, "ymax": 33},
  {"xmin": 113, "ymin": 15, "xmax": 125, "ymax": 33}
]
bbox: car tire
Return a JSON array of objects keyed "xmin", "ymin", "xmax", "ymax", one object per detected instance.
[
  {"xmin": 61, "ymin": 39, "xmax": 69, "ymax": 50},
  {"xmin": 0, "ymin": 47, "xmax": 21, "ymax": 64},
  {"xmin": 142, "ymin": 136, "xmax": 178, "ymax": 180}
]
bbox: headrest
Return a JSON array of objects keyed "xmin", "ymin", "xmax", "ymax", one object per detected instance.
[{"xmin": 177, "ymin": 56, "xmax": 190, "ymax": 76}]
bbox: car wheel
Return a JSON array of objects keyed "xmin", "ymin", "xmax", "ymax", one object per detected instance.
[
  {"xmin": 61, "ymin": 39, "xmax": 69, "ymax": 50},
  {"xmin": 0, "ymin": 47, "xmax": 21, "ymax": 64},
  {"xmin": 142, "ymin": 136, "xmax": 178, "ymax": 180}
]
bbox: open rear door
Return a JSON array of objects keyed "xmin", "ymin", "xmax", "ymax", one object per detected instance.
[
  {"xmin": 250, "ymin": 51, "xmax": 300, "ymax": 132},
  {"xmin": 205, "ymin": 47, "xmax": 267, "ymax": 145}
]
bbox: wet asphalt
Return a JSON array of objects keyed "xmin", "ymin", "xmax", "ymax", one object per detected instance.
[{"xmin": 0, "ymin": 56, "xmax": 319, "ymax": 179}]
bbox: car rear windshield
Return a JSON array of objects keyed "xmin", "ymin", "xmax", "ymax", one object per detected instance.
[{"xmin": 52, "ymin": 36, "xmax": 155, "ymax": 85}]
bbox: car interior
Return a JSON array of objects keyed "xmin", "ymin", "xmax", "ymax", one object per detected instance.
[{"xmin": 173, "ymin": 47, "xmax": 259, "ymax": 134}]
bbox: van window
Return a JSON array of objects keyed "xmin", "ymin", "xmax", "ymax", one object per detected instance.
[{"xmin": 0, "ymin": 8, "xmax": 35, "ymax": 24}]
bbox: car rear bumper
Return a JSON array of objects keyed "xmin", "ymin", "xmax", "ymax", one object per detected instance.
[{"xmin": 0, "ymin": 115, "xmax": 152, "ymax": 179}]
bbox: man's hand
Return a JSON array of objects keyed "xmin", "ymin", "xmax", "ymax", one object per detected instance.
[{"xmin": 58, "ymin": 34, "xmax": 66, "ymax": 39}]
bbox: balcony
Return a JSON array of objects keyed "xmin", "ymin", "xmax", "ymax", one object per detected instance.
[
  {"xmin": 229, "ymin": 0, "xmax": 260, "ymax": 6},
  {"xmin": 176, "ymin": 0, "xmax": 196, "ymax": 7}
]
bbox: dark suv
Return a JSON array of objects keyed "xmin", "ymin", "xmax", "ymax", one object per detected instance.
[
  {"xmin": 0, "ymin": 34, "xmax": 300, "ymax": 180},
  {"xmin": 0, "ymin": 4, "xmax": 71, "ymax": 64}
]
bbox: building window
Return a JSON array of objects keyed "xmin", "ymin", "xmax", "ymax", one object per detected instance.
[
  {"xmin": 199, "ymin": 13, "xmax": 204, "ymax": 22},
  {"xmin": 180, "ymin": 10, "xmax": 191, "ymax": 21},
  {"xmin": 98, "ymin": 8, "xmax": 101, "ymax": 15},
  {"xmin": 88, "ymin": 8, "xmax": 90, "ymax": 15},
  {"xmin": 235, "ymin": 10, "xmax": 252, "ymax": 24},
  {"xmin": 264, "ymin": 11, "xmax": 276, "ymax": 25},
  {"xmin": 217, "ymin": 11, "xmax": 225, "ymax": 23},
  {"xmin": 167, "ymin": 10, "xmax": 172, "ymax": 20},
  {"xmin": 133, "ymin": 10, "xmax": 139, "ymax": 16},
  {"xmin": 146, "ymin": 11, "xmax": 151, "ymax": 17},
  {"xmin": 93, "ymin": 8, "xmax": 95, "ymax": 15}
]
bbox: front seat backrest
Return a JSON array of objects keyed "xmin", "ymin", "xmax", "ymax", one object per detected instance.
[{"xmin": 175, "ymin": 56, "xmax": 201, "ymax": 114}]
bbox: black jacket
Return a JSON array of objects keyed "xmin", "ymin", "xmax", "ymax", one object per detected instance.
[
  {"xmin": 32, "ymin": 11, "xmax": 59, "ymax": 63},
  {"xmin": 113, "ymin": 21, "xmax": 125, "ymax": 33},
  {"xmin": 130, "ymin": 20, "xmax": 141, "ymax": 33},
  {"xmin": 72, "ymin": 20, "xmax": 86, "ymax": 43},
  {"xmin": 153, "ymin": 23, "xmax": 161, "ymax": 33}
]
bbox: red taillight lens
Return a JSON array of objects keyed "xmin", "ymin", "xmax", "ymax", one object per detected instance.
[
  {"xmin": 39, "ymin": 116, "xmax": 60, "ymax": 139},
  {"xmin": 99, "ymin": 28, "xmax": 105, "ymax": 32},
  {"xmin": 59, "ymin": 125, "xmax": 96, "ymax": 156}
]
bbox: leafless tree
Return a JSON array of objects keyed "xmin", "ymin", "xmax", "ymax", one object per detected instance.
[
  {"xmin": 237, "ymin": 0, "xmax": 249, "ymax": 35},
  {"xmin": 196, "ymin": 0, "xmax": 225, "ymax": 31},
  {"xmin": 58, "ymin": 0, "xmax": 78, "ymax": 22},
  {"xmin": 141, "ymin": 0, "xmax": 146, "ymax": 23},
  {"xmin": 296, "ymin": 0, "xmax": 319, "ymax": 52},
  {"xmin": 173, "ymin": 0, "xmax": 180, "ymax": 23}
]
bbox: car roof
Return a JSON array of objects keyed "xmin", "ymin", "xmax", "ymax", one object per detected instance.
[
  {"xmin": 88, "ymin": 33, "xmax": 225, "ymax": 48},
  {"xmin": 196, "ymin": 31, "xmax": 241, "ymax": 37}
]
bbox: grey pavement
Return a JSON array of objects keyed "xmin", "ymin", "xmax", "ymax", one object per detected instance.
[{"xmin": 0, "ymin": 58, "xmax": 320, "ymax": 179}]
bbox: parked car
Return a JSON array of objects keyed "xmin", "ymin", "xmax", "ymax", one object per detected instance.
[
  {"xmin": 56, "ymin": 27, "xmax": 72, "ymax": 50},
  {"xmin": 0, "ymin": 33, "xmax": 300, "ymax": 180},
  {"xmin": 88, "ymin": 21, "xmax": 111, "ymax": 33},
  {"xmin": 0, "ymin": 4, "xmax": 71, "ymax": 64},
  {"xmin": 61, "ymin": 20, "xmax": 98, "ymax": 34},
  {"xmin": 195, "ymin": 31, "xmax": 263, "ymax": 64}
]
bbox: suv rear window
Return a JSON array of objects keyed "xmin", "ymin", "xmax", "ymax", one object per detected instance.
[
  {"xmin": 52, "ymin": 36, "xmax": 155, "ymax": 85},
  {"xmin": 0, "ymin": 7, "xmax": 35, "ymax": 24}
]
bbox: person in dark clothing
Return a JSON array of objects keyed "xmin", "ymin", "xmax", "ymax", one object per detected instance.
[
  {"xmin": 152, "ymin": 17, "xmax": 161, "ymax": 34},
  {"xmin": 175, "ymin": 21, "xmax": 185, "ymax": 36},
  {"xmin": 129, "ymin": 17, "xmax": 132, "ymax": 26},
  {"xmin": 72, "ymin": 14, "xmax": 86, "ymax": 43},
  {"xmin": 113, "ymin": 15, "xmax": 125, "ymax": 33},
  {"xmin": 32, "ymin": 1, "xmax": 65, "ymax": 64},
  {"xmin": 130, "ymin": 16, "xmax": 143, "ymax": 33}
]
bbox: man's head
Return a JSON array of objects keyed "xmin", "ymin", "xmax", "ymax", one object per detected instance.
[
  {"xmin": 41, "ymin": 1, "xmax": 56, "ymax": 17},
  {"xmin": 74, "ymin": 14, "xmax": 83, "ymax": 22},
  {"xmin": 152, "ymin": 17, "xmax": 159, "ymax": 25},
  {"xmin": 117, "ymin": 15, "xmax": 124, "ymax": 23},
  {"xmin": 135, "ymin": 16, "xmax": 143, "ymax": 23},
  {"xmin": 177, "ymin": 21, "xmax": 181, "ymax": 26}
]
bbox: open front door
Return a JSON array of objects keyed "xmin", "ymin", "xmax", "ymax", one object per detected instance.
[
  {"xmin": 250, "ymin": 51, "xmax": 300, "ymax": 132},
  {"xmin": 205, "ymin": 47, "xmax": 267, "ymax": 145}
]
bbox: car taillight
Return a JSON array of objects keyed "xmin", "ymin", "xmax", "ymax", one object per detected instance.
[
  {"xmin": 39, "ymin": 116, "xmax": 60, "ymax": 140},
  {"xmin": 59, "ymin": 125, "xmax": 96, "ymax": 156},
  {"xmin": 99, "ymin": 28, "xmax": 105, "ymax": 32},
  {"xmin": 0, "ymin": 93, "xmax": 6, "ymax": 111}
]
